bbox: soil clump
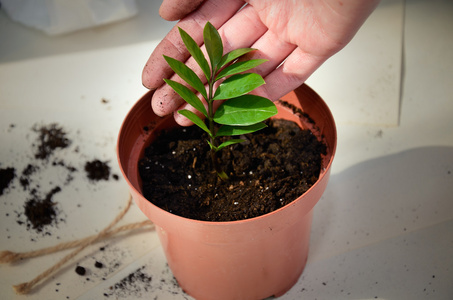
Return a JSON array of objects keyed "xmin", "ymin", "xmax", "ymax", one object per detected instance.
[
  {"xmin": 85, "ymin": 160, "xmax": 111, "ymax": 181},
  {"xmin": 0, "ymin": 167, "xmax": 15, "ymax": 196},
  {"xmin": 33, "ymin": 123, "xmax": 71, "ymax": 160}
]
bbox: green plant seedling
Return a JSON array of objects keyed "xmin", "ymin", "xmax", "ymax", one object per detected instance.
[{"xmin": 163, "ymin": 22, "xmax": 277, "ymax": 180}]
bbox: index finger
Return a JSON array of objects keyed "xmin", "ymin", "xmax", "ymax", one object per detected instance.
[
  {"xmin": 142, "ymin": 0, "xmax": 245, "ymax": 90},
  {"xmin": 159, "ymin": 0, "xmax": 205, "ymax": 21}
]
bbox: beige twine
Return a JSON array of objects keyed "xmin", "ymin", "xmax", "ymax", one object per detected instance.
[{"xmin": 0, "ymin": 195, "xmax": 154, "ymax": 295}]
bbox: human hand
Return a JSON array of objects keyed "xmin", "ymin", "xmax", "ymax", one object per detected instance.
[{"xmin": 142, "ymin": 0, "xmax": 380, "ymax": 126}]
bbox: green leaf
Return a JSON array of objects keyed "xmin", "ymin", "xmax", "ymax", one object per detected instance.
[
  {"xmin": 214, "ymin": 95, "xmax": 277, "ymax": 126},
  {"xmin": 216, "ymin": 139, "xmax": 245, "ymax": 151},
  {"xmin": 216, "ymin": 170, "xmax": 229, "ymax": 180},
  {"xmin": 213, "ymin": 73, "xmax": 265, "ymax": 100},
  {"xmin": 178, "ymin": 27, "xmax": 211, "ymax": 81},
  {"xmin": 163, "ymin": 55, "xmax": 207, "ymax": 99},
  {"xmin": 207, "ymin": 140, "xmax": 216, "ymax": 151},
  {"xmin": 215, "ymin": 59, "xmax": 268, "ymax": 81},
  {"xmin": 177, "ymin": 110, "xmax": 211, "ymax": 136},
  {"xmin": 203, "ymin": 22, "xmax": 223, "ymax": 71},
  {"xmin": 216, "ymin": 122, "xmax": 267, "ymax": 137},
  {"xmin": 219, "ymin": 48, "xmax": 256, "ymax": 69},
  {"xmin": 164, "ymin": 79, "xmax": 208, "ymax": 117}
]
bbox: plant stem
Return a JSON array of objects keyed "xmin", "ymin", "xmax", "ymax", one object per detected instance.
[{"xmin": 207, "ymin": 72, "xmax": 228, "ymax": 180}]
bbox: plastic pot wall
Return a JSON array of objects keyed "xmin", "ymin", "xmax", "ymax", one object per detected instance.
[{"xmin": 117, "ymin": 84, "xmax": 337, "ymax": 300}]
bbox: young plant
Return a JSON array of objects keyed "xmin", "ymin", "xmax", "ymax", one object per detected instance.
[{"xmin": 163, "ymin": 22, "xmax": 277, "ymax": 180}]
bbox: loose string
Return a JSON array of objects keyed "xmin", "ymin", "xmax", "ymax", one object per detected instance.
[
  {"xmin": 0, "ymin": 220, "xmax": 153, "ymax": 264},
  {"xmin": 2, "ymin": 195, "xmax": 154, "ymax": 295}
]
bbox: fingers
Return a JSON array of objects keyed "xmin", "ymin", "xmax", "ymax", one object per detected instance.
[
  {"xmin": 169, "ymin": 26, "xmax": 326, "ymax": 126},
  {"xmin": 173, "ymin": 28, "xmax": 297, "ymax": 126},
  {"xmin": 253, "ymin": 48, "xmax": 326, "ymax": 101},
  {"xmin": 153, "ymin": 4, "xmax": 269, "ymax": 119},
  {"xmin": 243, "ymin": 28, "xmax": 296, "ymax": 77},
  {"xmin": 142, "ymin": 0, "xmax": 244, "ymax": 91},
  {"xmin": 159, "ymin": 0, "xmax": 205, "ymax": 21}
]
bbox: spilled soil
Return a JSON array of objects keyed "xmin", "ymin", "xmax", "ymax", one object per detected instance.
[
  {"xmin": 1, "ymin": 123, "xmax": 118, "ymax": 236},
  {"xmin": 0, "ymin": 167, "xmax": 15, "ymax": 196},
  {"xmin": 32, "ymin": 123, "xmax": 71, "ymax": 160},
  {"xmin": 105, "ymin": 266, "xmax": 153, "ymax": 298},
  {"xmin": 85, "ymin": 160, "xmax": 112, "ymax": 181}
]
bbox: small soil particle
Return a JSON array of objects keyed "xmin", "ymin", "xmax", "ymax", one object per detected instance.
[
  {"xmin": 75, "ymin": 266, "xmax": 86, "ymax": 276},
  {"xmin": 95, "ymin": 261, "xmax": 104, "ymax": 268}
]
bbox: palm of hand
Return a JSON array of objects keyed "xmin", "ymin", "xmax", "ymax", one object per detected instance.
[
  {"xmin": 247, "ymin": 0, "xmax": 359, "ymax": 58},
  {"xmin": 143, "ymin": 0, "xmax": 379, "ymax": 125}
]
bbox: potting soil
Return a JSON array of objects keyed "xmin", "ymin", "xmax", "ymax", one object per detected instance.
[{"xmin": 139, "ymin": 117, "xmax": 326, "ymax": 221}]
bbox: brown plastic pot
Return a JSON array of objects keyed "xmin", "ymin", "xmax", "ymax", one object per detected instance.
[{"xmin": 117, "ymin": 84, "xmax": 336, "ymax": 300}]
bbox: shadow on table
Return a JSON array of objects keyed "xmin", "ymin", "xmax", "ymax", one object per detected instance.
[
  {"xmin": 292, "ymin": 145, "xmax": 453, "ymax": 299},
  {"xmin": 311, "ymin": 145, "xmax": 453, "ymax": 258}
]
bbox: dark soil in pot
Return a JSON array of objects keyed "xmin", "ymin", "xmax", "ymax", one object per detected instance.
[{"xmin": 138, "ymin": 118, "xmax": 326, "ymax": 222}]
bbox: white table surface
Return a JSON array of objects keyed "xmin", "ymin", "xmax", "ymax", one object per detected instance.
[{"xmin": 1, "ymin": 0, "xmax": 452, "ymax": 299}]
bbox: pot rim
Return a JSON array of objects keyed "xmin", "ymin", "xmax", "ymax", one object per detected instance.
[{"xmin": 116, "ymin": 84, "xmax": 337, "ymax": 227}]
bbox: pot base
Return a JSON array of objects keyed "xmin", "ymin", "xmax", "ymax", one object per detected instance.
[{"xmin": 164, "ymin": 210, "xmax": 313, "ymax": 300}]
